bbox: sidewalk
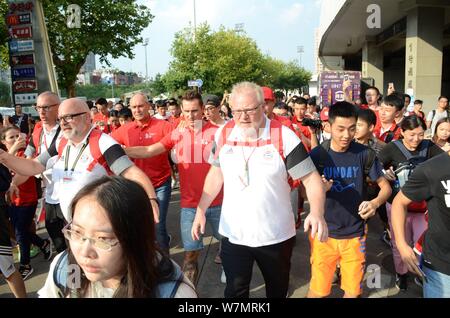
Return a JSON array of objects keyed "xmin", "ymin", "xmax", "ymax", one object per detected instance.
[{"xmin": 0, "ymin": 190, "xmax": 422, "ymax": 298}]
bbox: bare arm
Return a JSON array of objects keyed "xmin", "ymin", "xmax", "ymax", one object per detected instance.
[
  {"xmin": 391, "ymin": 191, "xmax": 423, "ymax": 277},
  {"xmin": 302, "ymin": 170, "xmax": 328, "ymax": 242},
  {"xmin": 121, "ymin": 165, "xmax": 160, "ymax": 223},
  {"xmin": 358, "ymin": 176, "xmax": 392, "ymax": 220},
  {"xmin": 0, "ymin": 149, "xmax": 45, "ymax": 176},
  {"xmin": 125, "ymin": 142, "xmax": 167, "ymax": 159},
  {"xmin": 192, "ymin": 166, "xmax": 224, "ymax": 240}
]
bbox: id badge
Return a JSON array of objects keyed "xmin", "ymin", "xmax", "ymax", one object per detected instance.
[{"xmin": 63, "ymin": 171, "xmax": 73, "ymax": 183}]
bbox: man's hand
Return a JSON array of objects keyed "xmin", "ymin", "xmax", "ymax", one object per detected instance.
[
  {"xmin": 358, "ymin": 201, "xmax": 377, "ymax": 220},
  {"xmin": 304, "ymin": 212, "xmax": 328, "ymax": 242},
  {"xmin": 191, "ymin": 210, "xmax": 207, "ymax": 241},
  {"xmin": 397, "ymin": 243, "xmax": 423, "ymax": 277},
  {"xmin": 321, "ymin": 175, "xmax": 333, "ymax": 192}
]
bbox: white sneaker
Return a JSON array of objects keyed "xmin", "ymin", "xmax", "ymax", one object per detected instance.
[{"xmin": 221, "ymin": 269, "xmax": 226, "ymax": 284}]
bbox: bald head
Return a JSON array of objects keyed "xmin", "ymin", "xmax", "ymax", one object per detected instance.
[
  {"xmin": 37, "ymin": 91, "xmax": 60, "ymax": 104},
  {"xmin": 59, "ymin": 98, "xmax": 90, "ymax": 115},
  {"xmin": 129, "ymin": 93, "xmax": 151, "ymax": 122}
]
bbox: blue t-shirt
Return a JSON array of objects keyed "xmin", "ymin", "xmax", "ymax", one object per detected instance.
[{"xmin": 310, "ymin": 141, "xmax": 383, "ymax": 239}]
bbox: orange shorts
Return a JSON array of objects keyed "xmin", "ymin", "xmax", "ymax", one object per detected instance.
[{"xmin": 309, "ymin": 233, "xmax": 367, "ymax": 297}]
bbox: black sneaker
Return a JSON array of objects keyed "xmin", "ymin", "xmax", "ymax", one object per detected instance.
[
  {"xmin": 395, "ymin": 273, "xmax": 408, "ymax": 291},
  {"xmin": 19, "ymin": 264, "xmax": 34, "ymax": 281},
  {"xmin": 41, "ymin": 239, "xmax": 53, "ymax": 261}
]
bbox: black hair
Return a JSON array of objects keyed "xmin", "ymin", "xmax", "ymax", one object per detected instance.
[
  {"xmin": 109, "ymin": 110, "xmax": 119, "ymax": 117},
  {"xmin": 86, "ymin": 101, "xmax": 94, "ymax": 109},
  {"xmin": 438, "ymin": 95, "xmax": 448, "ymax": 101},
  {"xmin": 403, "ymin": 94, "xmax": 411, "ymax": 102},
  {"xmin": 433, "ymin": 117, "xmax": 450, "ymax": 143},
  {"xmin": 118, "ymin": 108, "xmax": 132, "ymax": 119},
  {"xmin": 328, "ymin": 101, "xmax": 358, "ymax": 124},
  {"xmin": 357, "ymin": 108, "xmax": 377, "ymax": 127},
  {"xmin": 400, "ymin": 115, "xmax": 427, "ymax": 132},
  {"xmin": 365, "ymin": 86, "xmax": 380, "ymax": 96},
  {"xmin": 96, "ymin": 98, "xmax": 108, "ymax": 106},
  {"xmin": 382, "ymin": 94, "xmax": 404, "ymax": 112},
  {"xmin": 67, "ymin": 176, "xmax": 176, "ymax": 298},
  {"xmin": 307, "ymin": 97, "xmax": 317, "ymax": 106},
  {"xmin": 274, "ymin": 101, "xmax": 288, "ymax": 110},
  {"xmin": 414, "ymin": 99, "xmax": 423, "ymax": 105},
  {"xmin": 181, "ymin": 90, "xmax": 203, "ymax": 106},
  {"xmin": 294, "ymin": 97, "xmax": 307, "ymax": 106}
]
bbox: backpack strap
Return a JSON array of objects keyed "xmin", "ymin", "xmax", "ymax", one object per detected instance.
[
  {"xmin": 53, "ymin": 250, "xmax": 69, "ymax": 298},
  {"xmin": 364, "ymin": 147, "xmax": 377, "ymax": 179},
  {"xmin": 86, "ymin": 129, "xmax": 111, "ymax": 173},
  {"xmin": 57, "ymin": 137, "xmax": 68, "ymax": 159},
  {"xmin": 32, "ymin": 122, "xmax": 43, "ymax": 156},
  {"xmin": 156, "ymin": 260, "xmax": 184, "ymax": 298},
  {"xmin": 317, "ymin": 139, "xmax": 331, "ymax": 175},
  {"xmin": 269, "ymin": 119, "xmax": 284, "ymax": 161},
  {"xmin": 385, "ymin": 125, "xmax": 399, "ymax": 143},
  {"xmin": 392, "ymin": 140, "xmax": 414, "ymax": 160}
]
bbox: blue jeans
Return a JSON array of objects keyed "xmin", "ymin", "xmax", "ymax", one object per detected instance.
[
  {"xmin": 8, "ymin": 205, "xmax": 45, "ymax": 265},
  {"xmin": 423, "ymin": 265, "xmax": 450, "ymax": 298},
  {"xmin": 155, "ymin": 178, "xmax": 172, "ymax": 250},
  {"xmin": 180, "ymin": 205, "xmax": 222, "ymax": 251}
]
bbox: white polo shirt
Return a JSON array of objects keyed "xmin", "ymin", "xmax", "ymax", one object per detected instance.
[
  {"xmin": 37, "ymin": 127, "xmax": 133, "ymax": 221},
  {"xmin": 210, "ymin": 118, "xmax": 316, "ymax": 247},
  {"xmin": 25, "ymin": 124, "xmax": 63, "ymax": 204}
]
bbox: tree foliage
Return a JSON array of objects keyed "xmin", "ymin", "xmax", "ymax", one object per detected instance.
[
  {"xmin": 0, "ymin": 0, "xmax": 9, "ymax": 70},
  {"xmin": 162, "ymin": 23, "xmax": 311, "ymax": 96},
  {"xmin": 42, "ymin": 0, "xmax": 153, "ymax": 97}
]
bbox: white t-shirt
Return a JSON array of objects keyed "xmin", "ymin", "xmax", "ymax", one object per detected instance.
[
  {"xmin": 37, "ymin": 127, "xmax": 133, "ymax": 222},
  {"xmin": 38, "ymin": 252, "xmax": 197, "ymax": 298},
  {"xmin": 210, "ymin": 118, "xmax": 316, "ymax": 247},
  {"xmin": 426, "ymin": 109, "xmax": 450, "ymax": 137}
]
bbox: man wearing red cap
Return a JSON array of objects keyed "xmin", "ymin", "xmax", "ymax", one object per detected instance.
[{"xmin": 262, "ymin": 87, "xmax": 293, "ymax": 128}]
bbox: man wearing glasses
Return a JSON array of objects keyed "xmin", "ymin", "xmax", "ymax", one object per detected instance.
[
  {"xmin": 191, "ymin": 82, "xmax": 327, "ymax": 298},
  {"xmin": 24, "ymin": 92, "xmax": 65, "ymax": 254},
  {"xmin": 203, "ymin": 94, "xmax": 226, "ymax": 127},
  {"xmin": 0, "ymin": 98, "xmax": 160, "ymax": 226}
]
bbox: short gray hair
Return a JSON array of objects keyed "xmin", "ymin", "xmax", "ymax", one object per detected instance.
[{"xmin": 230, "ymin": 82, "xmax": 264, "ymax": 106}]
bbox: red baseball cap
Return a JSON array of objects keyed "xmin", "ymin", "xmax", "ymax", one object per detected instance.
[
  {"xmin": 320, "ymin": 107, "xmax": 329, "ymax": 121},
  {"xmin": 262, "ymin": 87, "xmax": 275, "ymax": 101}
]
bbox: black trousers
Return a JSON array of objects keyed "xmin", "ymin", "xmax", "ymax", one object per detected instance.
[
  {"xmin": 45, "ymin": 203, "xmax": 67, "ymax": 253},
  {"xmin": 221, "ymin": 236, "xmax": 296, "ymax": 298}
]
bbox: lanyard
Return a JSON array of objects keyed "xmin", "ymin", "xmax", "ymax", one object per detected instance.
[{"xmin": 64, "ymin": 142, "xmax": 89, "ymax": 172}]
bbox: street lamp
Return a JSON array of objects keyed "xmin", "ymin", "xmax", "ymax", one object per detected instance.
[
  {"xmin": 143, "ymin": 38, "xmax": 149, "ymax": 82},
  {"xmin": 193, "ymin": 0, "xmax": 197, "ymax": 41},
  {"xmin": 297, "ymin": 46, "xmax": 304, "ymax": 68},
  {"xmin": 235, "ymin": 23, "xmax": 245, "ymax": 35}
]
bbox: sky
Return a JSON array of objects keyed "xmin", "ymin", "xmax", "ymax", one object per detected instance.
[{"xmin": 99, "ymin": 0, "xmax": 324, "ymax": 79}]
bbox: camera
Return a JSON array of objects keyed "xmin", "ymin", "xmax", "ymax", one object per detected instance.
[{"xmin": 302, "ymin": 118, "xmax": 322, "ymax": 129}]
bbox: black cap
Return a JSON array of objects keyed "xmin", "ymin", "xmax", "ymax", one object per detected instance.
[{"xmin": 203, "ymin": 94, "xmax": 220, "ymax": 107}]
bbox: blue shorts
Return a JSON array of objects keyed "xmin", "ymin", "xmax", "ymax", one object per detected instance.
[{"xmin": 180, "ymin": 205, "xmax": 222, "ymax": 251}]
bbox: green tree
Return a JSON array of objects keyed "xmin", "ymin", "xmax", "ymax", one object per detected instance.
[
  {"xmin": 0, "ymin": 81, "xmax": 11, "ymax": 106},
  {"xmin": 42, "ymin": 0, "xmax": 153, "ymax": 97},
  {"xmin": 151, "ymin": 73, "xmax": 166, "ymax": 96},
  {"xmin": 163, "ymin": 23, "xmax": 266, "ymax": 95},
  {"xmin": 0, "ymin": 0, "xmax": 9, "ymax": 70}
]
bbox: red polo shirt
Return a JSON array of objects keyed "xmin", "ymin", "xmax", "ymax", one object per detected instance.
[
  {"xmin": 168, "ymin": 115, "xmax": 182, "ymax": 128},
  {"xmin": 160, "ymin": 122, "xmax": 223, "ymax": 208},
  {"xmin": 373, "ymin": 121, "xmax": 401, "ymax": 142},
  {"xmin": 12, "ymin": 150, "xmax": 37, "ymax": 206},
  {"xmin": 112, "ymin": 117, "xmax": 173, "ymax": 188},
  {"xmin": 93, "ymin": 113, "xmax": 111, "ymax": 134},
  {"xmin": 270, "ymin": 113, "xmax": 293, "ymax": 129}
]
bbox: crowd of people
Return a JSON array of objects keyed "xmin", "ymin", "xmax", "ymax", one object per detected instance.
[{"xmin": 0, "ymin": 82, "xmax": 449, "ymax": 298}]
